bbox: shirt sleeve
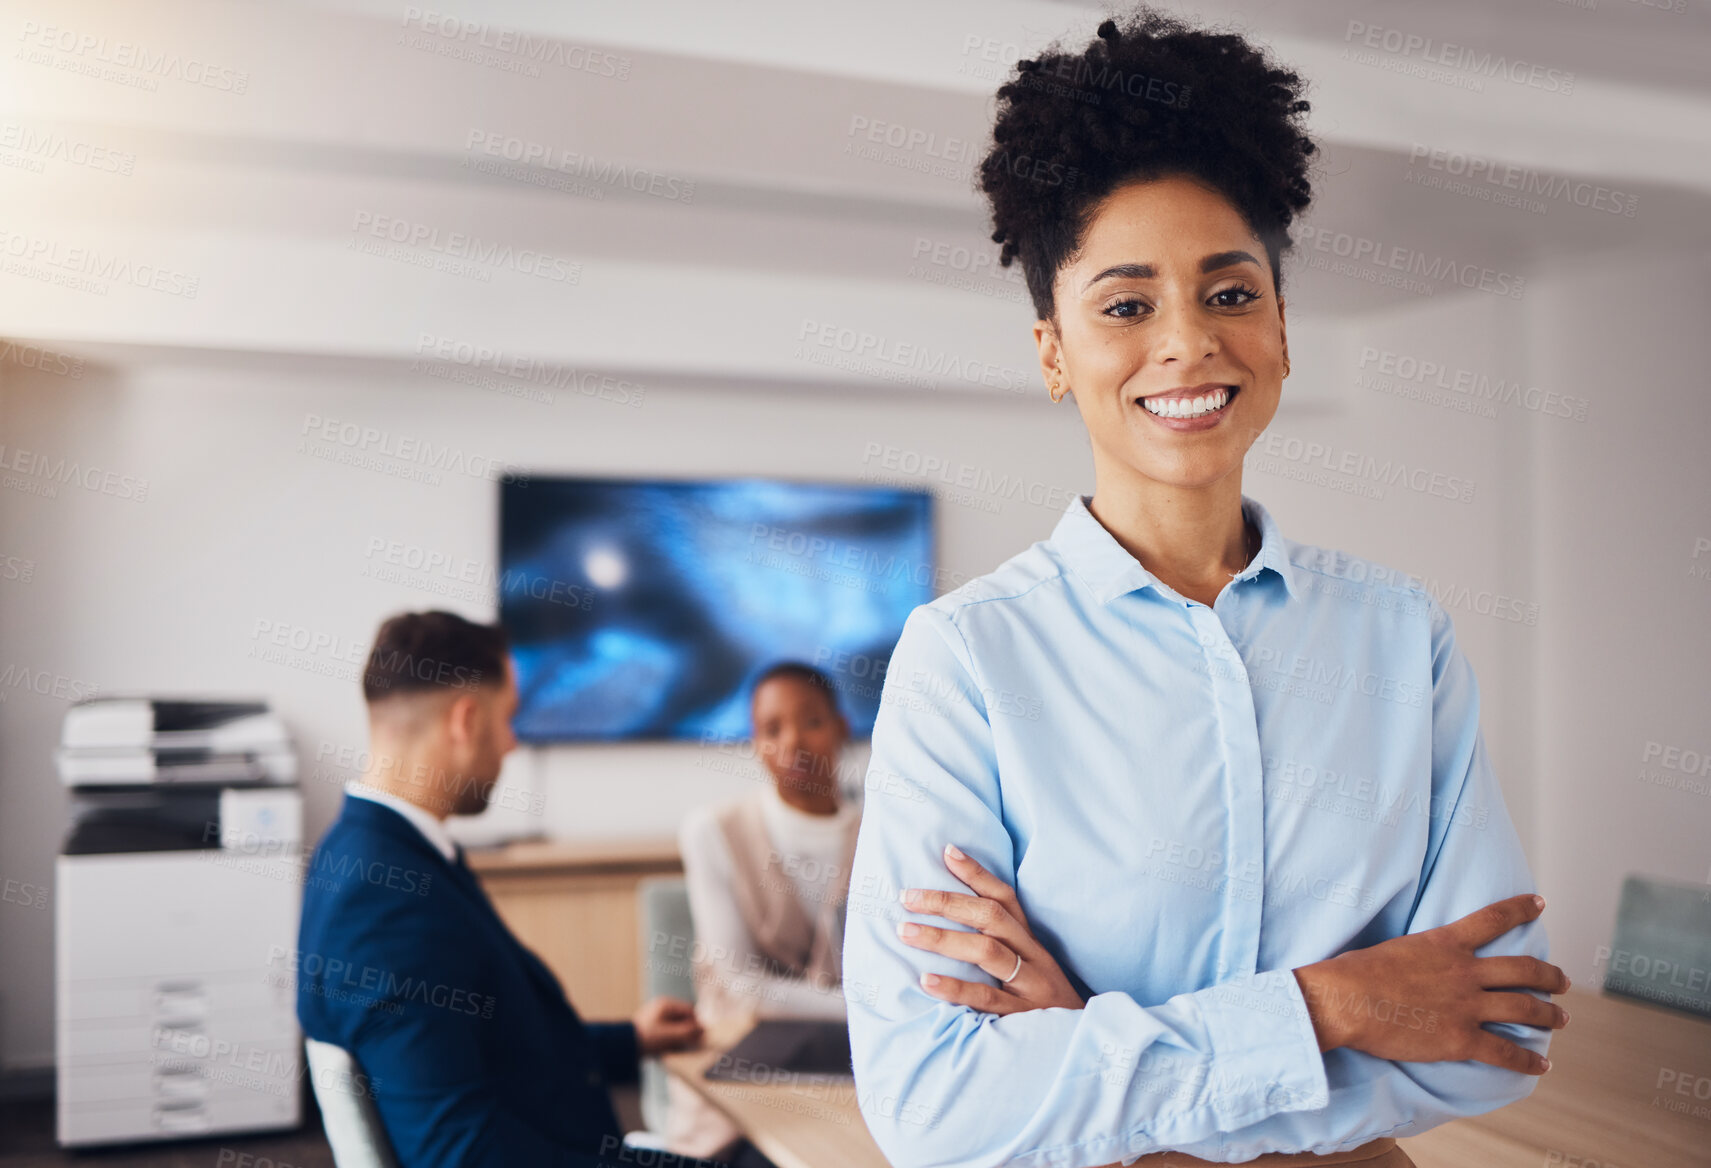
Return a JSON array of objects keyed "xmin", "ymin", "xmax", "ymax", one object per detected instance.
[
  {"xmin": 843, "ymin": 604, "xmax": 1332, "ymax": 1168},
  {"xmin": 679, "ymin": 808, "xmax": 850, "ymax": 1021},
  {"xmin": 1381, "ymin": 592, "xmax": 1552, "ymax": 1114}
]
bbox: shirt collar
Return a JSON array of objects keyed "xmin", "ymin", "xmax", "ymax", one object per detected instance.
[
  {"xmin": 344, "ymin": 780, "xmax": 459, "ymax": 864},
  {"xmin": 761, "ymin": 781, "xmax": 857, "ymax": 831},
  {"xmin": 1049, "ymin": 492, "xmax": 1300, "ymax": 606}
]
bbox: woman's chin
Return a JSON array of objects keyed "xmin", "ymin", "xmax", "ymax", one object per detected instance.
[
  {"xmin": 776, "ymin": 773, "xmax": 837, "ymax": 799},
  {"xmin": 1103, "ymin": 451, "xmax": 1250, "ymax": 494}
]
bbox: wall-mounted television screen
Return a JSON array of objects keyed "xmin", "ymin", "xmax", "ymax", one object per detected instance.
[{"xmin": 499, "ymin": 477, "xmax": 934, "ymax": 742}]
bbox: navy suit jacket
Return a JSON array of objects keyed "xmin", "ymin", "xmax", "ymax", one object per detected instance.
[{"xmin": 296, "ymin": 795, "xmax": 639, "ymax": 1167}]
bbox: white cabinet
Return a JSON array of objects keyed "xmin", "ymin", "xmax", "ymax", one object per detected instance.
[{"xmin": 56, "ymin": 820, "xmax": 304, "ymax": 1146}]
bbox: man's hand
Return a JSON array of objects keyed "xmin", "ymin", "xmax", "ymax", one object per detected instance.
[
  {"xmin": 897, "ymin": 843, "xmax": 1085, "ymax": 1015},
  {"xmin": 1293, "ymin": 893, "xmax": 1571, "ymax": 1074},
  {"xmin": 632, "ymin": 995, "xmax": 702, "ymax": 1056}
]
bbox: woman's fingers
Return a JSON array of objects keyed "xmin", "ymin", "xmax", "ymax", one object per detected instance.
[
  {"xmin": 917, "ymin": 971, "xmax": 1026, "ymax": 1015},
  {"xmin": 1479, "ymin": 990, "xmax": 1570, "ymax": 1030},
  {"xmin": 1445, "ymin": 894, "xmax": 1546, "ymax": 950},
  {"xmin": 902, "ymin": 887, "xmax": 1013, "ymax": 936},
  {"xmin": 1475, "ymin": 955, "xmax": 1572, "ymax": 994},
  {"xmin": 897, "ymin": 918, "xmax": 1022, "ymax": 984},
  {"xmin": 900, "ymin": 874, "xmax": 1089, "ymax": 1015},
  {"xmin": 1465, "ymin": 1030, "xmax": 1551, "ymax": 1075},
  {"xmin": 940, "ymin": 844, "xmax": 1031, "ymax": 929}
]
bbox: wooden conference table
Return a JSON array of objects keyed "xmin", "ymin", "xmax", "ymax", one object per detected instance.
[{"xmin": 662, "ymin": 990, "xmax": 1711, "ymax": 1168}]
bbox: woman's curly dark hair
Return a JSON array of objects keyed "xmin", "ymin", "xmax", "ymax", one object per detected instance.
[{"xmin": 978, "ymin": 8, "xmax": 1319, "ymax": 324}]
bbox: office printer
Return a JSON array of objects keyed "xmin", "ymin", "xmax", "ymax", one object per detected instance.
[
  {"xmin": 55, "ymin": 697, "xmax": 303, "ymax": 1147},
  {"xmin": 56, "ymin": 696, "xmax": 296, "ymax": 787}
]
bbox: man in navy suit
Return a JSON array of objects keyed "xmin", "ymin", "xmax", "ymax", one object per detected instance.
[{"xmin": 296, "ymin": 610, "xmax": 703, "ymax": 1167}]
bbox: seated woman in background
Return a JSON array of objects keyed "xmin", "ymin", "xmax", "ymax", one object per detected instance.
[{"xmin": 666, "ymin": 662, "xmax": 862, "ymax": 1161}]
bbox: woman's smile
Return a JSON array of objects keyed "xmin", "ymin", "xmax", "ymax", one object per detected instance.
[{"xmin": 1135, "ymin": 382, "xmax": 1242, "ymax": 431}]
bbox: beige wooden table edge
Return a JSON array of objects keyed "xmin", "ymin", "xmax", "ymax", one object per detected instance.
[
  {"xmin": 464, "ymin": 833, "xmax": 682, "ymax": 875},
  {"xmin": 665, "ymin": 991, "xmax": 1711, "ymax": 1168},
  {"xmin": 661, "ymin": 1017, "xmax": 890, "ymax": 1168}
]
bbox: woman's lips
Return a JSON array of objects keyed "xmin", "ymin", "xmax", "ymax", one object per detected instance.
[{"xmin": 1135, "ymin": 384, "xmax": 1239, "ymax": 431}]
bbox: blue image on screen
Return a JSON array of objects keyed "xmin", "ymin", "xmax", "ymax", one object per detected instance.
[{"xmin": 499, "ymin": 477, "xmax": 934, "ymax": 742}]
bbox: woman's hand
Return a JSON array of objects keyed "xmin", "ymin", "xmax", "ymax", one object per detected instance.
[
  {"xmin": 897, "ymin": 843, "xmax": 1085, "ymax": 1015},
  {"xmin": 1293, "ymin": 893, "xmax": 1571, "ymax": 1074}
]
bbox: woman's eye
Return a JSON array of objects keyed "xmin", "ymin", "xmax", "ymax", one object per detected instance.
[
  {"xmin": 1211, "ymin": 285, "xmax": 1261, "ymax": 308},
  {"xmin": 1102, "ymin": 286, "xmax": 1259, "ymax": 318}
]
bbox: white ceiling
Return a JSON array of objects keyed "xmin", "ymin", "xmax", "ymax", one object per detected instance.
[{"xmin": 1, "ymin": 0, "xmax": 1706, "ymax": 391}]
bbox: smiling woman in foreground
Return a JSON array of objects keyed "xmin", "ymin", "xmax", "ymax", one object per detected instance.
[{"xmin": 841, "ymin": 10, "xmax": 1569, "ymax": 1168}]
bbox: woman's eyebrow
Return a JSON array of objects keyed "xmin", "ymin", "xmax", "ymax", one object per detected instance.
[{"xmin": 1080, "ymin": 250, "xmax": 1263, "ymax": 293}]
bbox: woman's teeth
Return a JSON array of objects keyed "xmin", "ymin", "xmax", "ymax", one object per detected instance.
[{"xmin": 1141, "ymin": 387, "xmax": 1231, "ymax": 419}]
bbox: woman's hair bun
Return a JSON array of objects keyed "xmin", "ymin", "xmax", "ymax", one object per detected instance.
[{"xmin": 977, "ymin": 5, "xmax": 1319, "ymax": 322}]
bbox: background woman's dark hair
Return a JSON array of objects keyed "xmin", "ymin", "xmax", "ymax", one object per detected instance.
[
  {"xmin": 751, "ymin": 661, "xmax": 843, "ymax": 718},
  {"xmin": 977, "ymin": 7, "xmax": 1319, "ymax": 324}
]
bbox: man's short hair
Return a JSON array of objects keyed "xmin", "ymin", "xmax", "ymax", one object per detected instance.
[{"xmin": 362, "ymin": 610, "xmax": 509, "ymax": 704}]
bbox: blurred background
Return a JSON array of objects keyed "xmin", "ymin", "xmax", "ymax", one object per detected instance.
[{"xmin": 1, "ymin": 0, "xmax": 1708, "ymax": 1164}]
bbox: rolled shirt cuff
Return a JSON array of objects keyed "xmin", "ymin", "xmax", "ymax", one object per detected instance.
[{"xmin": 1194, "ymin": 968, "xmax": 1331, "ymax": 1125}]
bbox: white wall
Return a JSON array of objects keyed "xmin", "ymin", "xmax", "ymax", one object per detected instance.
[{"xmin": 1527, "ymin": 249, "xmax": 1711, "ymax": 987}]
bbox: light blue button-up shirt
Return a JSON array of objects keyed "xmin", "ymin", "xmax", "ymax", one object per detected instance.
[{"xmin": 843, "ymin": 492, "xmax": 1549, "ymax": 1168}]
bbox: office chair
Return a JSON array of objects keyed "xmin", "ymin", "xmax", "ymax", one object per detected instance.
[
  {"xmin": 1603, "ymin": 874, "xmax": 1711, "ymax": 1018},
  {"xmin": 637, "ymin": 875, "xmax": 698, "ymax": 1134},
  {"xmin": 304, "ymin": 1037, "xmax": 401, "ymax": 1168}
]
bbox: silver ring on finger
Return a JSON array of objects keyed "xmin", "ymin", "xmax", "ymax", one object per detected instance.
[{"xmin": 1001, "ymin": 951, "xmax": 1023, "ymax": 984}]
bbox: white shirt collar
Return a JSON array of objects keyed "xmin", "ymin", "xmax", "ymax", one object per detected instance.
[
  {"xmin": 760, "ymin": 781, "xmax": 857, "ymax": 834},
  {"xmin": 344, "ymin": 780, "xmax": 459, "ymax": 864},
  {"xmin": 1050, "ymin": 492, "xmax": 1301, "ymax": 606}
]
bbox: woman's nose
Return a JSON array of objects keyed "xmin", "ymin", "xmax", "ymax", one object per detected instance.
[{"xmin": 1152, "ymin": 303, "xmax": 1219, "ymax": 364}]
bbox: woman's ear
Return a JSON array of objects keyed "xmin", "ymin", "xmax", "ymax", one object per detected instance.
[{"xmin": 1033, "ymin": 317, "xmax": 1063, "ymax": 396}]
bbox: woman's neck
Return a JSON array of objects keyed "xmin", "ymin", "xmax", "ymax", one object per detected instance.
[
  {"xmin": 1087, "ymin": 469, "xmax": 1252, "ymax": 608},
  {"xmin": 774, "ymin": 782, "xmax": 841, "ymax": 816}
]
